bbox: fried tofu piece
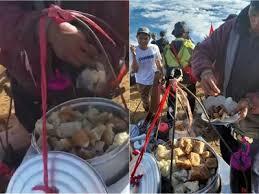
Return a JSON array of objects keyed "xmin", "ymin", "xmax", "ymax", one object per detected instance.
[
  {"xmin": 185, "ymin": 143, "xmax": 193, "ymax": 155},
  {"xmin": 188, "ymin": 152, "xmax": 201, "ymax": 167},
  {"xmin": 174, "ymin": 147, "xmax": 185, "ymax": 157},
  {"xmin": 58, "ymin": 107, "xmax": 81, "ymax": 122},
  {"xmin": 206, "ymin": 157, "xmax": 218, "ymax": 168},
  {"xmin": 56, "ymin": 121, "xmax": 82, "ymax": 138},
  {"xmin": 176, "ymin": 156, "xmax": 192, "ymax": 170},
  {"xmin": 177, "ymin": 138, "xmax": 192, "ymax": 148},
  {"xmin": 95, "ymin": 141, "xmax": 105, "ymax": 153},
  {"xmin": 101, "ymin": 123, "xmax": 115, "ymax": 146},
  {"xmin": 110, "ymin": 116, "xmax": 126, "ymax": 130},
  {"xmin": 157, "ymin": 145, "xmax": 171, "ymax": 160},
  {"xmin": 189, "ymin": 165, "xmax": 210, "ymax": 181},
  {"xmin": 193, "ymin": 140, "xmax": 205, "ymax": 154},
  {"xmin": 177, "ymin": 138, "xmax": 185, "ymax": 148},
  {"xmin": 183, "ymin": 138, "xmax": 192, "ymax": 147},
  {"xmin": 184, "ymin": 181, "xmax": 199, "ymax": 193},
  {"xmin": 201, "ymin": 151, "xmax": 212, "ymax": 159},
  {"xmin": 173, "ymin": 169, "xmax": 189, "ymax": 182},
  {"xmin": 158, "ymin": 160, "xmax": 173, "ymax": 178},
  {"xmin": 174, "ymin": 184, "xmax": 187, "ymax": 193},
  {"xmin": 71, "ymin": 129, "xmax": 90, "ymax": 148},
  {"xmin": 113, "ymin": 132, "xmax": 129, "ymax": 146}
]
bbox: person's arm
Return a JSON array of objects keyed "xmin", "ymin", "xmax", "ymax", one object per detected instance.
[
  {"xmin": 191, "ymin": 20, "xmax": 234, "ymax": 96},
  {"xmin": 154, "ymin": 45, "xmax": 163, "ymax": 76},
  {"xmin": 0, "ymin": 2, "xmax": 100, "ymax": 71},
  {"xmin": 130, "ymin": 45, "xmax": 139, "ymax": 73},
  {"xmin": 155, "ymin": 58, "xmax": 164, "ymax": 78}
]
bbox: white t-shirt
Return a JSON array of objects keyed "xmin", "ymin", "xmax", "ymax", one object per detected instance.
[{"xmin": 132, "ymin": 44, "xmax": 162, "ymax": 85}]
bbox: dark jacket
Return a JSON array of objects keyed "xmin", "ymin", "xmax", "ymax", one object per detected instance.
[
  {"xmin": 0, "ymin": 1, "xmax": 128, "ymax": 132},
  {"xmin": 191, "ymin": 5, "xmax": 259, "ymax": 138},
  {"xmin": 0, "ymin": 1, "xmax": 128, "ymax": 97}
]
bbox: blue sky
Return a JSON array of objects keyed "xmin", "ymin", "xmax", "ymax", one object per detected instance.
[{"xmin": 130, "ymin": 0, "xmax": 250, "ymax": 45}]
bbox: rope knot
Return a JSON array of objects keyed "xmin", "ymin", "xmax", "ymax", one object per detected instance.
[
  {"xmin": 48, "ymin": 5, "xmax": 74, "ymax": 24},
  {"xmin": 0, "ymin": 162, "xmax": 12, "ymax": 178},
  {"xmin": 32, "ymin": 185, "xmax": 59, "ymax": 193},
  {"xmin": 130, "ymin": 174, "xmax": 143, "ymax": 186}
]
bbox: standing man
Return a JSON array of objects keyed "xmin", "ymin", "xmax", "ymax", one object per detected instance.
[
  {"xmin": 156, "ymin": 30, "xmax": 169, "ymax": 54},
  {"xmin": 163, "ymin": 21, "xmax": 196, "ymax": 128},
  {"xmin": 130, "ymin": 27, "xmax": 163, "ymax": 112},
  {"xmin": 150, "ymin": 32, "xmax": 157, "ymax": 45},
  {"xmin": 191, "ymin": 1, "xmax": 259, "ymax": 192}
]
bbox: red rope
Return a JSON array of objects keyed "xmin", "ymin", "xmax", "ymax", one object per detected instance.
[
  {"xmin": 32, "ymin": 15, "xmax": 56, "ymax": 193},
  {"xmin": 49, "ymin": 5, "xmax": 128, "ymax": 110},
  {"xmin": 130, "ymin": 83, "xmax": 171, "ymax": 185},
  {"xmin": 111, "ymin": 63, "xmax": 128, "ymax": 110},
  {"xmin": 31, "ymin": 5, "xmax": 126, "ymax": 192},
  {"xmin": 48, "ymin": 5, "xmax": 116, "ymax": 46},
  {"xmin": 114, "ymin": 63, "xmax": 128, "ymax": 85},
  {"xmin": 159, "ymin": 81, "xmax": 178, "ymax": 98}
]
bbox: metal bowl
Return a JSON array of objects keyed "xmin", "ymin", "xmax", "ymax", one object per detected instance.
[
  {"xmin": 155, "ymin": 137, "xmax": 220, "ymax": 193},
  {"xmin": 31, "ymin": 97, "xmax": 129, "ymax": 186}
]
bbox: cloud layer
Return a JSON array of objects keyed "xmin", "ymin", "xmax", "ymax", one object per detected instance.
[{"xmin": 130, "ymin": 0, "xmax": 249, "ymax": 44}]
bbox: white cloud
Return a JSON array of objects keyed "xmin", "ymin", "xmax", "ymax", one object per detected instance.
[{"xmin": 130, "ymin": 0, "xmax": 250, "ymax": 44}]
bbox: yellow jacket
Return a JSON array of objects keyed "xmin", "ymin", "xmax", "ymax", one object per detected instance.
[{"xmin": 163, "ymin": 38, "xmax": 195, "ymax": 68}]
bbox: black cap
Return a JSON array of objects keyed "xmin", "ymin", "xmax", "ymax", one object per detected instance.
[
  {"xmin": 137, "ymin": 27, "xmax": 150, "ymax": 36},
  {"xmin": 251, "ymin": 0, "xmax": 259, "ymax": 8},
  {"xmin": 222, "ymin": 14, "xmax": 237, "ymax": 21},
  {"xmin": 172, "ymin": 21, "xmax": 189, "ymax": 37}
]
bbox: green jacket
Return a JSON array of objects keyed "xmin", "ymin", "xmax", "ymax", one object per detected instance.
[{"xmin": 163, "ymin": 38, "xmax": 195, "ymax": 68}]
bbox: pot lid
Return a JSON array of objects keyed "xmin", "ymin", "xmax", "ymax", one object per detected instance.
[
  {"xmin": 7, "ymin": 151, "xmax": 107, "ymax": 193},
  {"xmin": 130, "ymin": 153, "xmax": 161, "ymax": 193}
]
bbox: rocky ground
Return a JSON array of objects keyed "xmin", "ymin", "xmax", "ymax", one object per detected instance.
[{"xmin": 129, "ymin": 81, "xmax": 221, "ymax": 155}]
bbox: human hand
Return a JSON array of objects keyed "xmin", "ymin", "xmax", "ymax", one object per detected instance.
[
  {"xmin": 246, "ymin": 93, "xmax": 259, "ymax": 114},
  {"xmin": 130, "ymin": 45, "xmax": 138, "ymax": 73},
  {"xmin": 200, "ymin": 70, "xmax": 220, "ymax": 96},
  {"xmin": 47, "ymin": 21, "xmax": 99, "ymax": 68},
  {"xmin": 234, "ymin": 98, "xmax": 250, "ymax": 120},
  {"xmin": 130, "ymin": 45, "xmax": 136, "ymax": 56}
]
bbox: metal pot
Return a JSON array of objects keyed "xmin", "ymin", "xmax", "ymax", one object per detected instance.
[
  {"xmin": 130, "ymin": 153, "xmax": 161, "ymax": 193},
  {"xmin": 190, "ymin": 137, "xmax": 220, "ymax": 193},
  {"xmin": 155, "ymin": 137, "xmax": 221, "ymax": 193},
  {"xmin": 31, "ymin": 97, "xmax": 129, "ymax": 186},
  {"xmin": 7, "ymin": 151, "xmax": 108, "ymax": 193}
]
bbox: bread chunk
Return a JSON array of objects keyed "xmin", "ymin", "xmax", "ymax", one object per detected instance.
[
  {"xmin": 193, "ymin": 141, "xmax": 205, "ymax": 154},
  {"xmin": 188, "ymin": 152, "xmax": 201, "ymax": 167},
  {"xmin": 206, "ymin": 157, "xmax": 218, "ymax": 168}
]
